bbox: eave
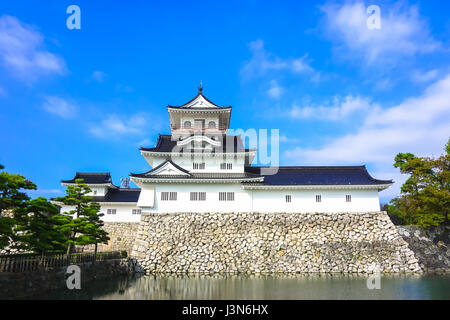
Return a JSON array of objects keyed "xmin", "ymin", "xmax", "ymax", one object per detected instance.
[
  {"xmin": 61, "ymin": 182, "xmax": 117, "ymax": 188},
  {"xmin": 242, "ymin": 183, "xmax": 393, "ymax": 191},
  {"xmin": 130, "ymin": 176, "xmax": 264, "ymax": 185}
]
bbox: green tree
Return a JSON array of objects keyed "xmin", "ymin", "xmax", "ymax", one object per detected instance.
[
  {"xmin": 389, "ymin": 138, "xmax": 450, "ymax": 228},
  {"xmin": 0, "ymin": 164, "xmax": 36, "ymax": 250},
  {"xmin": 83, "ymin": 207, "xmax": 109, "ymax": 262},
  {"xmin": 13, "ymin": 197, "xmax": 67, "ymax": 255},
  {"xmin": 53, "ymin": 179, "xmax": 109, "ymax": 258}
]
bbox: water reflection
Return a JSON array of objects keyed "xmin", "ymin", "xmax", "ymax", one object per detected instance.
[{"xmin": 85, "ymin": 273, "xmax": 449, "ymax": 300}]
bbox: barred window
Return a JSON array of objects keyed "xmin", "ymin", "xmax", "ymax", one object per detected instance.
[
  {"xmin": 220, "ymin": 163, "xmax": 233, "ymax": 170},
  {"xmin": 190, "ymin": 192, "xmax": 206, "ymax": 201},
  {"xmin": 170, "ymin": 192, "xmax": 177, "ymax": 201},
  {"xmin": 286, "ymin": 195, "xmax": 292, "ymax": 203},
  {"xmin": 193, "ymin": 163, "xmax": 205, "ymax": 170},
  {"xmin": 227, "ymin": 192, "xmax": 234, "ymax": 201},
  {"xmin": 346, "ymin": 194, "xmax": 352, "ymax": 202},
  {"xmin": 107, "ymin": 209, "xmax": 116, "ymax": 215},
  {"xmin": 132, "ymin": 209, "xmax": 142, "ymax": 215},
  {"xmin": 316, "ymin": 195, "xmax": 321, "ymax": 203},
  {"xmin": 219, "ymin": 192, "xmax": 226, "ymax": 201}
]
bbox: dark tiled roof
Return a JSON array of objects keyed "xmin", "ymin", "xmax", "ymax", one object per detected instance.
[
  {"xmin": 62, "ymin": 172, "xmax": 113, "ymax": 184},
  {"xmin": 140, "ymin": 134, "xmax": 254, "ymax": 153},
  {"xmin": 244, "ymin": 166, "xmax": 393, "ymax": 186},
  {"xmin": 167, "ymin": 92, "xmax": 231, "ymax": 109},
  {"xmin": 91, "ymin": 188, "xmax": 140, "ymax": 202}
]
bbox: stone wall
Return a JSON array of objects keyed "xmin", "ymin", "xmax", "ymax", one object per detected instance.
[
  {"xmin": 397, "ymin": 225, "xmax": 450, "ymax": 273},
  {"xmin": 131, "ymin": 212, "xmax": 421, "ymax": 274},
  {"xmin": 76, "ymin": 222, "xmax": 139, "ymax": 255}
]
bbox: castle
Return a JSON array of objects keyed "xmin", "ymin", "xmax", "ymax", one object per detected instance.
[{"xmin": 60, "ymin": 86, "xmax": 392, "ymax": 221}]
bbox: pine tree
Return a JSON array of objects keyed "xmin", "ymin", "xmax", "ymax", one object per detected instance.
[
  {"xmin": 0, "ymin": 164, "xmax": 36, "ymax": 250},
  {"xmin": 53, "ymin": 179, "xmax": 109, "ymax": 258},
  {"xmin": 13, "ymin": 197, "xmax": 67, "ymax": 255},
  {"xmin": 389, "ymin": 138, "xmax": 450, "ymax": 228}
]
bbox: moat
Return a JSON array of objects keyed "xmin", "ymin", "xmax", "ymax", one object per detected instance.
[{"xmin": 29, "ymin": 273, "xmax": 450, "ymax": 300}]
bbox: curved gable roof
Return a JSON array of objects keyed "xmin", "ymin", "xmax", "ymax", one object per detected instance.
[{"xmin": 61, "ymin": 172, "xmax": 114, "ymax": 185}]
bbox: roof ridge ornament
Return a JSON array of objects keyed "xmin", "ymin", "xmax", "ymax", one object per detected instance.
[{"xmin": 198, "ymin": 81, "xmax": 203, "ymax": 94}]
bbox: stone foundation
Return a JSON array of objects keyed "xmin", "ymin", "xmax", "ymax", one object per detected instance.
[
  {"xmin": 397, "ymin": 225, "xmax": 450, "ymax": 273},
  {"xmin": 131, "ymin": 212, "xmax": 421, "ymax": 274},
  {"xmin": 76, "ymin": 222, "xmax": 139, "ymax": 255}
]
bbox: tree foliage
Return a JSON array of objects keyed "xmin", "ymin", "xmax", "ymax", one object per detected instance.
[
  {"xmin": 388, "ymin": 138, "xmax": 450, "ymax": 228},
  {"xmin": 0, "ymin": 164, "xmax": 36, "ymax": 250},
  {"xmin": 13, "ymin": 197, "xmax": 67, "ymax": 254},
  {"xmin": 53, "ymin": 179, "xmax": 109, "ymax": 256}
]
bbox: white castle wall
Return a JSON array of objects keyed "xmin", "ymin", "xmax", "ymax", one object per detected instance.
[
  {"xmin": 137, "ymin": 183, "xmax": 382, "ymax": 213},
  {"xmin": 59, "ymin": 203, "xmax": 142, "ymax": 222}
]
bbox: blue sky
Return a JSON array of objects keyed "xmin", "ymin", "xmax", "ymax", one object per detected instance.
[{"xmin": 1, "ymin": 0, "xmax": 449, "ymax": 203}]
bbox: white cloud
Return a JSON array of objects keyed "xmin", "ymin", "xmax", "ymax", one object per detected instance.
[
  {"xmin": 288, "ymin": 95, "xmax": 373, "ymax": 120},
  {"xmin": 28, "ymin": 189, "xmax": 62, "ymax": 194},
  {"xmin": 285, "ymin": 74, "xmax": 450, "ymax": 198},
  {"xmin": 411, "ymin": 69, "xmax": 439, "ymax": 83},
  {"xmin": 42, "ymin": 96, "xmax": 78, "ymax": 118},
  {"xmin": 241, "ymin": 39, "xmax": 320, "ymax": 81},
  {"xmin": 320, "ymin": 1, "xmax": 440, "ymax": 65},
  {"xmin": 0, "ymin": 15, "xmax": 66, "ymax": 82},
  {"xmin": 90, "ymin": 114, "xmax": 148, "ymax": 138},
  {"xmin": 136, "ymin": 138, "xmax": 152, "ymax": 147},
  {"xmin": 267, "ymin": 80, "xmax": 283, "ymax": 98},
  {"xmin": 279, "ymin": 135, "xmax": 301, "ymax": 143},
  {"xmin": 92, "ymin": 70, "xmax": 106, "ymax": 82}
]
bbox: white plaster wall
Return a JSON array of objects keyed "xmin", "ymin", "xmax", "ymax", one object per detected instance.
[
  {"xmin": 251, "ymin": 189, "xmax": 381, "ymax": 213},
  {"xmin": 59, "ymin": 186, "xmax": 382, "ymax": 220},
  {"xmin": 86, "ymin": 186, "xmax": 108, "ymax": 196},
  {"xmin": 139, "ymin": 183, "xmax": 381, "ymax": 213},
  {"xmin": 142, "ymin": 183, "xmax": 252, "ymax": 213},
  {"xmin": 59, "ymin": 203, "xmax": 142, "ymax": 222}
]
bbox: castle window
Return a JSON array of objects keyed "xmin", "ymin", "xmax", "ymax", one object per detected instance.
[
  {"xmin": 286, "ymin": 195, "xmax": 292, "ymax": 203},
  {"xmin": 107, "ymin": 209, "xmax": 116, "ymax": 215},
  {"xmin": 219, "ymin": 192, "xmax": 226, "ymax": 201},
  {"xmin": 346, "ymin": 195, "xmax": 352, "ymax": 202},
  {"xmin": 227, "ymin": 192, "xmax": 234, "ymax": 201},
  {"xmin": 316, "ymin": 195, "xmax": 321, "ymax": 202},
  {"xmin": 161, "ymin": 192, "xmax": 177, "ymax": 201},
  {"xmin": 132, "ymin": 209, "xmax": 142, "ymax": 215},
  {"xmin": 208, "ymin": 121, "xmax": 216, "ymax": 129},
  {"xmin": 193, "ymin": 163, "xmax": 205, "ymax": 170},
  {"xmin": 184, "ymin": 121, "xmax": 191, "ymax": 129},
  {"xmin": 190, "ymin": 192, "xmax": 206, "ymax": 201},
  {"xmin": 220, "ymin": 163, "xmax": 232, "ymax": 170}
]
